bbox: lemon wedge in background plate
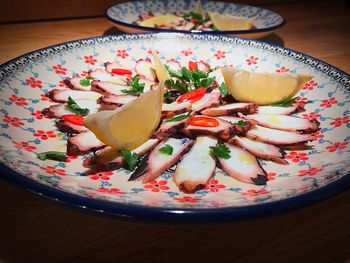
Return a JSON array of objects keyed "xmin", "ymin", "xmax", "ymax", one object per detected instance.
[
  {"xmin": 208, "ymin": 12, "xmax": 255, "ymax": 30},
  {"xmin": 139, "ymin": 14, "xmax": 181, "ymax": 27},
  {"xmin": 84, "ymin": 82, "xmax": 164, "ymax": 150},
  {"xmin": 221, "ymin": 67, "xmax": 313, "ymax": 105}
]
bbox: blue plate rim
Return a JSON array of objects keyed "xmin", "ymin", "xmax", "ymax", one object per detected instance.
[
  {"xmin": 0, "ymin": 32, "xmax": 349, "ymax": 223},
  {"xmin": 104, "ymin": 0, "xmax": 286, "ymax": 35}
]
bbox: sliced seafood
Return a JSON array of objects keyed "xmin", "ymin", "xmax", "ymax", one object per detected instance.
[
  {"xmin": 245, "ymin": 125, "xmax": 314, "ymax": 145},
  {"xmin": 129, "ymin": 138, "xmax": 194, "ymax": 183},
  {"xmin": 91, "ymin": 80, "xmax": 129, "ymax": 95},
  {"xmin": 56, "ymin": 119, "xmax": 88, "ymax": 134},
  {"xmin": 64, "ymin": 76, "xmax": 92, "ymax": 91},
  {"xmin": 67, "ymin": 131, "xmax": 105, "ymax": 156},
  {"xmin": 83, "ymin": 139, "xmax": 159, "ymax": 170},
  {"xmin": 245, "ymin": 114, "xmax": 319, "ymax": 132},
  {"xmin": 97, "ymin": 94, "xmax": 138, "ymax": 108},
  {"xmin": 43, "ymin": 100, "xmax": 100, "ymax": 118},
  {"xmin": 229, "ymin": 136, "xmax": 287, "ymax": 164},
  {"xmin": 201, "ymin": 102, "xmax": 257, "ymax": 116},
  {"xmin": 197, "ymin": 60, "xmax": 211, "ymax": 73},
  {"xmin": 182, "ymin": 116, "xmax": 237, "ymax": 140},
  {"xmin": 162, "ymin": 101, "xmax": 192, "ymax": 118},
  {"xmin": 217, "ymin": 144, "xmax": 268, "ymax": 185},
  {"xmin": 135, "ymin": 58, "xmax": 156, "ymax": 80},
  {"xmin": 47, "ymin": 89, "xmax": 102, "ymax": 103},
  {"xmin": 89, "ymin": 68, "xmax": 127, "ymax": 84},
  {"xmin": 257, "ymin": 104, "xmax": 304, "ymax": 115},
  {"xmin": 105, "ymin": 62, "xmax": 134, "ymax": 77},
  {"xmin": 166, "ymin": 60, "xmax": 182, "ymax": 72},
  {"xmin": 173, "ymin": 136, "xmax": 217, "ymax": 193},
  {"xmin": 191, "ymin": 92, "xmax": 221, "ymax": 112}
]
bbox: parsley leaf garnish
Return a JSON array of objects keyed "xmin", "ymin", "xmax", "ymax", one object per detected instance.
[
  {"xmin": 165, "ymin": 65, "xmax": 183, "ymax": 78},
  {"xmin": 219, "ymin": 82, "xmax": 229, "ymax": 96},
  {"xmin": 210, "ymin": 144, "xmax": 231, "ymax": 159},
  {"xmin": 79, "ymin": 78, "xmax": 90, "ymax": 87},
  {"xmin": 269, "ymin": 97, "xmax": 297, "ymax": 107},
  {"xmin": 121, "ymin": 149, "xmax": 139, "ymax": 171},
  {"xmin": 183, "ymin": 12, "xmax": 209, "ymax": 24},
  {"xmin": 165, "ymin": 79, "xmax": 189, "ymax": 94},
  {"xmin": 165, "ymin": 111, "xmax": 192, "ymax": 122},
  {"xmin": 122, "ymin": 76, "xmax": 145, "ymax": 94},
  {"xmin": 234, "ymin": 120, "xmax": 248, "ymax": 127},
  {"xmin": 66, "ymin": 96, "xmax": 90, "ymax": 116},
  {"xmin": 159, "ymin": 144, "xmax": 173, "ymax": 155},
  {"xmin": 37, "ymin": 151, "xmax": 67, "ymax": 162}
]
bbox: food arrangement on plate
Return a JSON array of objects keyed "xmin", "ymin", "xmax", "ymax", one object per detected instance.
[
  {"xmin": 41, "ymin": 51, "xmax": 317, "ymax": 194},
  {"xmin": 106, "ymin": 0, "xmax": 285, "ymax": 38}
]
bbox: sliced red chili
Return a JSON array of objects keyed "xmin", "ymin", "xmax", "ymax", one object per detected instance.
[
  {"xmin": 177, "ymin": 88, "xmax": 206, "ymax": 104},
  {"xmin": 62, "ymin": 114, "xmax": 85, "ymax": 126},
  {"xmin": 188, "ymin": 61, "xmax": 198, "ymax": 71},
  {"xmin": 189, "ymin": 116, "xmax": 219, "ymax": 127},
  {"xmin": 111, "ymin": 68, "xmax": 132, "ymax": 76},
  {"xmin": 191, "ymin": 19, "xmax": 200, "ymax": 24}
]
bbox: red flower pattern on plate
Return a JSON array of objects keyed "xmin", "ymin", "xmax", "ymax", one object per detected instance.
[
  {"xmin": 3, "ymin": 116, "xmax": 24, "ymax": 127},
  {"xmin": 303, "ymin": 79, "xmax": 318, "ymax": 90},
  {"xmin": 31, "ymin": 110, "xmax": 49, "ymax": 120},
  {"xmin": 298, "ymin": 167, "xmax": 323, "ymax": 177},
  {"xmin": 204, "ymin": 179, "xmax": 225, "ymax": 192},
  {"xmin": 65, "ymin": 155, "xmax": 78, "ymax": 163},
  {"xmin": 302, "ymin": 112, "xmax": 321, "ymax": 121},
  {"xmin": 117, "ymin": 49, "xmax": 129, "ymax": 59},
  {"xmin": 40, "ymin": 94, "xmax": 52, "ymax": 102},
  {"xmin": 97, "ymin": 188, "xmax": 125, "ymax": 195},
  {"xmin": 12, "ymin": 141, "xmax": 36, "ymax": 152},
  {"xmin": 214, "ymin": 50, "xmax": 226, "ymax": 59},
  {"xmin": 52, "ymin": 64, "xmax": 67, "ymax": 75},
  {"xmin": 320, "ymin": 97, "xmax": 337, "ymax": 108},
  {"xmin": 89, "ymin": 171, "xmax": 113, "ymax": 181},
  {"xmin": 41, "ymin": 166, "xmax": 66, "ymax": 176},
  {"xmin": 80, "ymin": 70, "xmax": 89, "ymax": 77},
  {"xmin": 326, "ymin": 142, "xmax": 349, "ymax": 152},
  {"xmin": 246, "ymin": 56, "xmax": 258, "ymax": 65},
  {"xmin": 84, "ymin": 55, "xmax": 97, "ymax": 65},
  {"xmin": 9, "ymin": 95, "xmax": 28, "ymax": 106},
  {"xmin": 295, "ymin": 97, "xmax": 308, "ymax": 104},
  {"xmin": 59, "ymin": 80, "xmax": 68, "ymax": 88},
  {"xmin": 285, "ymin": 151, "xmax": 309, "ymax": 163},
  {"xmin": 181, "ymin": 48, "xmax": 193, "ymax": 56},
  {"xmin": 311, "ymin": 131, "xmax": 324, "ymax": 141},
  {"xmin": 267, "ymin": 172, "xmax": 277, "ymax": 181},
  {"xmin": 175, "ymin": 196, "xmax": 201, "ymax": 203},
  {"xmin": 275, "ymin": 66, "xmax": 289, "ymax": 73},
  {"xmin": 26, "ymin": 77, "xmax": 42, "ymax": 88},
  {"xmin": 144, "ymin": 180, "xmax": 170, "ymax": 192},
  {"xmin": 330, "ymin": 116, "xmax": 349, "ymax": 127},
  {"xmin": 33, "ymin": 130, "xmax": 56, "ymax": 140},
  {"xmin": 241, "ymin": 189, "xmax": 269, "ymax": 197},
  {"xmin": 147, "ymin": 48, "xmax": 159, "ymax": 55}
]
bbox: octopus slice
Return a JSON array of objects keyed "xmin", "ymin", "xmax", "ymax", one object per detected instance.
[
  {"xmin": 56, "ymin": 119, "xmax": 88, "ymax": 134},
  {"xmin": 89, "ymin": 68, "xmax": 127, "ymax": 85},
  {"xmin": 43, "ymin": 100, "xmax": 100, "ymax": 118},
  {"xmin": 83, "ymin": 139, "xmax": 159, "ymax": 170},
  {"xmin": 97, "ymin": 94, "xmax": 138, "ymax": 108},
  {"xmin": 173, "ymin": 136, "xmax": 217, "ymax": 193},
  {"xmin": 229, "ymin": 136, "xmax": 287, "ymax": 164},
  {"xmin": 105, "ymin": 62, "xmax": 134, "ymax": 77},
  {"xmin": 64, "ymin": 76, "xmax": 92, "ymax": 91},
  {"xmin": 215, "ymin": 115, "xmax": 255, "ymax": 134},
  {"xmin": 245, "ymin": 114, "xmax": 319, "ymax": 132},
  {"xmin": 67, "ymin": 131, "xmax": 105, "ymax": 156},
  {"xmin": 197, "ymin": 60, "xmax": 211, "ymax": 73},
  {"xmin": 182, "ymin": 116, "xmax": 237, "ymax": 140},
  {"xmin": 166, "ymin": 60, "xmax": 182, "ymax": 72},
  {"xmin": 191, "ymin": 92, "xmax": 221, "ymax": 112},
  {"xmin": 162, "ymin": 101, "xmax": 192, "ymax": 118},
  {"xmin": 201, "ymin": 102, "xmax": 257, "ymax": 117},
  {"xmin": 47, "ymin": 89, "xmax": 102, "ymax": 103},
  {"xmin": 129, "ymin": 138, "xmax": 194, "ymax": 183},
  {"xmin": 217, "ymin": 144, "xmax": 268, "ymax": 185},
  {"xmin": 257, "ymin": 104, "xmax": 304, "ymax": 115},
  {"xmin": 135, "ymin": 58, "xmax": 156, "ymax": 81},
  {"xmin": 245, "ymin": 125, "xmax": 314, "ymax": 145},
  {"xmin": 91, "ymin": 80, "xmax": 129, "ymax": 95}
]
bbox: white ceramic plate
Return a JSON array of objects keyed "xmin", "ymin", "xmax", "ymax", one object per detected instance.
[{"xmin": 0, "ymin": 33, "xmax": 349, "ymax": 223}]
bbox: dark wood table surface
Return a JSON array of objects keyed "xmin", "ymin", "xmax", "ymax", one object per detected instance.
[{"xmin": 1, "ymin": 1, "xmax": 350, "ymax": 262}]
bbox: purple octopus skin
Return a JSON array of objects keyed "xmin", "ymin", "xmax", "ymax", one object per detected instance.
[
  {"xmin": 67, "ymin": 131, "xmax": 105, "ymax": 156},
  {"xmin": 47, "ymin": 89, "xmax": 101, "ymax": 103},
  {"xmin": 201, "ymin": 102, "xmax": 258, "ymax": 117},
  {"xmin": 56, "ymin": 119, "xmax": 88, "ymax": 134}
]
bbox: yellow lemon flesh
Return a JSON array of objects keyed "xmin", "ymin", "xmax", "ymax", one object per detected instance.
[
  {"xmin": 152, "ymin": 50, "xmax": 170, "ymax": 82},
  {"xmin": 139, "ymin": 14, "xmax": 181, "ymax": 27},
  {"xmin": 208, "ymin": 12, "xmax": 255, "ymax": 30},
  {"xmin": 84, "ymin": 82, "xmax": 164, "ymax": 150},
  {"xmin": 221, "ymin": 67, "xmax": 313, "ymax": 105}
]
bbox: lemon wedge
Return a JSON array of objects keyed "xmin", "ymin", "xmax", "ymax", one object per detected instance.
[
  {"xmin": 152, "ymin": 50, "xmax": 170, "ymax": 82},
  {"xmin": 196, "ymin": 0, "xmax": 203, "ymax": 15},
  {"xmin": 139, "ymin": 14, "xmax": 181, "ymax": 27},
  {"xmin": 208, "ymin": 12, "xmax": 255, "ymax": 30},
  {"xmin": 84, "ymin": 82, "xmax": 164, "ymax": 150},
  {"xmin": 221, "ymin": 67, "xmax": 313, "ymax": 105}
]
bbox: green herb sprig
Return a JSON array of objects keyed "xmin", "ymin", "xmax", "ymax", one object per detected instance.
[
  {"xmin": 66, "ymin": 96, "xmax": 90, "ymax": 116},
  {"xmin": 122, "ymin": 76, "xmax": 145, "ymax": 94},
  {"xmin": 210, "ymin": 144, "xmax": 231, "ymax": 159},
  {"xmin": 37, "ymin": 151, "xmax": 67, "ymax": 162},
  {"xmin": 165, "ymin": 111, "xmax": 192, "ymax": 122},
  {"xmin": 269, "ymin": 97, "xmax": 297, "ymax": 107},
  {"xmin": 159, "ymin": 144, "xmax": 173, "ymax": 155},
  {"xmin": 219, "ymin": 82, "xmax": 228, "ymax": 96},
  {"xmin": 121, "ymin": 149, "xmax": 139, "ymax": 171}
]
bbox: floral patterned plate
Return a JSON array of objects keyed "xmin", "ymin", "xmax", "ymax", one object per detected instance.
[
  {"xmin": 0, "ymin": 33, "xmax": 349, "ymax": 223},
  {"xmin": 105, "ymin": 0, "xmax": 285, "ymax": 39}
]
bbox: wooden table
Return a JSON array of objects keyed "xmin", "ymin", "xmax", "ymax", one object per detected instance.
[{"xmin": 1, "ymin": 1, "xmax": 350, "ymax": 262}]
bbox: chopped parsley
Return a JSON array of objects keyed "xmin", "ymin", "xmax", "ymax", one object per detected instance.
[
  {"xmin": 269, "ymin": 97, "xmax": 297, "ymax": 107},
  {"xmin": 183, "ymin": 12, "xmax": 209, "ymax": 24},
  {"xmin": 37, "ymin": 151, "xmax": 67, "ymax": 162},
  {"xmin": 159, "ymin": 144, "xmax": 173, "ymax": 155},
  {"xmin": 79, "ymin": 78, "xmax": 91, "ymax": 87},
  {"xmin": 165, "ymin": 111, "xmax": 192, "ymax": 122},
  {"xmin": 219, "ymin": 82, "xmax": 229, "ymax": 96},
  {"xmin": 210, "ymin": 144, "xmax": 231, "ymax": 159},
  {"xmin": 66, "ymin": 96, "xmax": 90, "ymax": 116},
  {"xmin": 234, "ymin": 120, "xmax": 248, "ymax": 127},
  {"xmin": 122, "ymin": 76, "xmax": 145, "ymax": 94},
  {"xmin": 121, "ymin": 149, "xmax": 139, "ymax": 171}
]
